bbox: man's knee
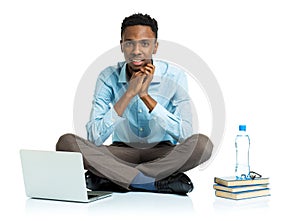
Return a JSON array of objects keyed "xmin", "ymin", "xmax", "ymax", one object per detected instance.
[
  {"xmin": 56, "ymin": 133, "xmax": 76, "ymax": 151},
  {"xmin": 195, "ymin": 133, "xmax": 214, "ymax": 163}
]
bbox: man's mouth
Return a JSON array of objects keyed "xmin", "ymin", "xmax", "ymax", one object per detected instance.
[{"xmin": 131, "ymin": 59, "xmax": 145, "ymax": 66}]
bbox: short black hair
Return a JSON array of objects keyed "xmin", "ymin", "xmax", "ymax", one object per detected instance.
[{"xmin": 121, "ymin": 13, "xmax": 158, "ymax": 38}]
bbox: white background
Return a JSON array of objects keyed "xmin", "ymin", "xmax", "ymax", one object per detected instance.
[{"xmin": 1, "ymin": 0, "xmax": 299, "ymax": 220}]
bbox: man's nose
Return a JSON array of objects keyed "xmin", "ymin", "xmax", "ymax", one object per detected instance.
[{"xmin": 132, "ymin": 43, "xmax": 142, "ymax": 55}]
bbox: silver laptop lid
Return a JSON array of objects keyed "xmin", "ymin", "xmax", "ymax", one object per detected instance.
[{"xmin": 20, "ymin": 149, "xmax": 96, "ymax": 202}]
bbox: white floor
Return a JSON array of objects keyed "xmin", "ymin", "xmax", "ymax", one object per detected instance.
[{"xmin": 1, "ymin": 153, "xmax": 295, "ymax": 221}]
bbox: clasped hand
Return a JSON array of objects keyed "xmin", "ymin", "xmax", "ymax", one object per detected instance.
[{"xmin": 127, "ymin": 63, "xmax": 155, "ymax": 98}]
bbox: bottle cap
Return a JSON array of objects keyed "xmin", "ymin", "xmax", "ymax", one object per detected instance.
[{"xmin": 239, "ymin": 125, "xmax": 246, "ymax": 131}]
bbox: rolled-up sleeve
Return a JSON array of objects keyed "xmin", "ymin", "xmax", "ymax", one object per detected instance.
[
  {"xmin": 86, "ymin": 76, "xmax": 124, "ymax": 146},
  {"xmin": 149, "ymin": 74, "xmax": 193, "ymax": 143}
]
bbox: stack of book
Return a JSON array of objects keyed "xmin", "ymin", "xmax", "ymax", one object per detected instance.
[{"xmin": 213, "ymin": 176, "xmax": 270, "ymax": 200}]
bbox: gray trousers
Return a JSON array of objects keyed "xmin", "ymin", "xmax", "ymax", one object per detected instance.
[{"xmin": 56, "ymin": 133, "xmax": 213, "ymax": 189}]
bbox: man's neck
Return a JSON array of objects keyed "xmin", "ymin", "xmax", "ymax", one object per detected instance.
[{"xmin": 126, "ymin": 64, "xmax": 133, "ymax": 81}]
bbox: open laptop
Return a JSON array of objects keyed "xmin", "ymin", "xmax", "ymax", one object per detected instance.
[{"xmin": 20, "ymin": 149, "xmax": 112, "ymax": 203}]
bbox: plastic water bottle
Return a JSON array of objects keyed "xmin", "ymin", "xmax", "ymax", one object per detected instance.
[{"xmin": 235, "ymin": 125, "xmax": 250, "ymax": 180}]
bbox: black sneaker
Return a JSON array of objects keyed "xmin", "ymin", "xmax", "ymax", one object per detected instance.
[
  {"xmin": 85, "ymin": 171, "xmax": 128, "ymax": 192},
  {"xmin": 155, "ymin": 173, "xmax": 194, "ymax": 195}
]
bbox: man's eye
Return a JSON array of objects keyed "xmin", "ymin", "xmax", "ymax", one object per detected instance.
[
  {"xmin": 124, "ymin": 41, "xmax": 134, "ymax": 47},
  {"xmin": 141, "ymin": 41, "xmax": 150, "ymax": 47}
]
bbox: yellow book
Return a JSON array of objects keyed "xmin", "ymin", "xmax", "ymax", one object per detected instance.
[
  {"xmin": 214, "ymin": 176, "xmax": 269, "ymax": 187},
  {"xmin": 215, "ymin": 189, "xmax": 270, "ymax": 200}
]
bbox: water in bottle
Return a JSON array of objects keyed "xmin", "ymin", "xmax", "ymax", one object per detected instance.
[{"xmin": 235, "ymin": 125, "xmax": 250, "ymax": 180}]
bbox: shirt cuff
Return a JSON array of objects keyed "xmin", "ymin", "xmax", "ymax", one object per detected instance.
[
  {"xmin": 103, "ymin": 106, "xmax": 124, "ymax": 127},
  {"xmin": 150, "ymin": 103, "xmax": 172, "ymax": 128}
]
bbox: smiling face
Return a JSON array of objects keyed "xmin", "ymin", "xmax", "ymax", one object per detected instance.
[{"xmin": 120, "ymin": 25, "xmax": 158, "ymax": 74}]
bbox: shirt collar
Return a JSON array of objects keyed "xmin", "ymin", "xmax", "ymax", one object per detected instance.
[{"xmin": 118, "ymin": 60, "xmax": 162, "ymax": 84}]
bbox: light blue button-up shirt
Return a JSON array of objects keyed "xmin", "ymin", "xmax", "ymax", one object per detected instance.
[{"xmin": 86, "ymin": 60, "xmax": 193, "ymax": 146}]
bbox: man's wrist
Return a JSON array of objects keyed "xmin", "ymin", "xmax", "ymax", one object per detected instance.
[
  {"xmin": 140, "ymin": 94, "xmax": 157, "ymax": 112},
  {"xmin": 125, "ymin": 91, "xmax": 135, "ymax": 99},
  {"xmin": 139, "ymin": 93, "xmax": 148, "ymax": 98}
]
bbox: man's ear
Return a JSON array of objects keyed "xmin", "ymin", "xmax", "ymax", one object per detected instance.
[
  {"xmin": 120, "ymin": 40, "xmax": 124, "ymax": 53},
  {"xmin": 152, "ymin": 41, "xmax": 159, "ymax": 54}
]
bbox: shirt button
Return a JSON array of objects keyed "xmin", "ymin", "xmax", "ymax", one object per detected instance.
[
  {"xmin": 138, "ymin": 109, "xmax": 143, "ymax": 113},
  {"xmin": 139, "ymin": 127, "xmax": 144, "ymax": 132}
]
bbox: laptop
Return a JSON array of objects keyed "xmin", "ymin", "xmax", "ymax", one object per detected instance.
[{"xmin": 20, "ymin": 149, "xmax": 113, "ymax": 203}]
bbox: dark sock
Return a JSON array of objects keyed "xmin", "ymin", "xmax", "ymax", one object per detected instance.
[{"xmin": 130, "ymin": 172, "xmax": 156, "ymax": 191}]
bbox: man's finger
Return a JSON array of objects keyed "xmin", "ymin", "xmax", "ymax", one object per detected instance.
[
  {"xmin": 131, "ymin": 71, "xmax": 143, "ymax": 79},
  {"xmin": 145, "ymin": 63, "xmax": 155, "ymax": 69},
  {"xmin": 144, "ymin": 66, "xmax": 154, "ymax": 75},
  {"xmin": 137, "ymin": 75, "xmax": 147, "ymax": 84}
]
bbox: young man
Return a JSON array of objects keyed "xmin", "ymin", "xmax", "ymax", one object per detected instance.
[{"xmin": 56, "ymin": 13, "xmax": 213, "ymax": 195}]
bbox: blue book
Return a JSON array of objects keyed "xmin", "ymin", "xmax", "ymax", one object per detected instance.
[{"xmin": 213, "ymin": 183, "xmax": 269, "ymax": 193}]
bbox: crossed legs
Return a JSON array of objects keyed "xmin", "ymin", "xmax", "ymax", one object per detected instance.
[{"xmin": 56, "ymin": 133, "xmax": 213, "ymax": 189}]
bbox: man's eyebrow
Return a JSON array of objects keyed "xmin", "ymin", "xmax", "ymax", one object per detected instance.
[
  {"xmin": 123, "ymin": 38, "xmax": 134, "ymax": 42},
  {"xmin": 123, "ymin": 38, "xmax": 154, "ymax": 43}
]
